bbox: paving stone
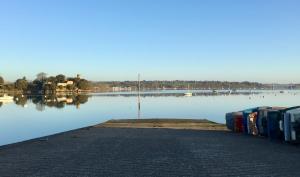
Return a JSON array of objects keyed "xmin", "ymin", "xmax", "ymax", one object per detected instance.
[{"xmin": 0, "ymin": 128, "xmax": 300, "ymax": 177}]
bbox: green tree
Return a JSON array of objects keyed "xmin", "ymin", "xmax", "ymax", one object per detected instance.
[
  {"xmin": 0, "ymin": 76, "xmax": 4, "ymax": 90},
  {"xmin": 0, "ymin": 76, "xmax": 4, "ymax": 85},
  {"xmin": 32, "ymin": 79, "xmax": 44, "ymax": 91},
  {"xmin": 46, "ymin": 76, "xmax": 57, "ymax": 83},
  {"xmin": 4, "ymin": 84, "xmax": 14, "ymax": 90},
  {"xmin": 44, "ymin": 82, "xmax": 57, "ymax": 94},
  {"xmin": 15, "ymin": 78, "xmax": 28, "ymax": 91},
  {"xmin": 57, "ymin": 85, "xmax": 64, "ymax": 90},
  {"xmin": 78, "ymin": 79, "xmax": 91, "ymax": 90},
  {"xmin": 66, "ymin": 84, "xmax": 75, "ymax": 90},
  {"xmin": 56, "ymin": 74, "xmax": 66, "ymax": 83}
]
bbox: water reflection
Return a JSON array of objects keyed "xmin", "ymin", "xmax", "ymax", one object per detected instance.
[
  {"xmin": 1, "ymin": 94, "xmax": 90, "ymax": 110},
  {"xmin": 0, "ymin": 90, "xmax": 300, "ymax": 146},
  {"xmin": 91, "ymin": 91, "xmax": 261, "ymax": 97},
  {"xmin": 0, "ymin": 91, "xmax": 261, "ymax": 110},
  {"xmin": 1, "ymin": 90, "xmax": 299, "ymax": 110}
]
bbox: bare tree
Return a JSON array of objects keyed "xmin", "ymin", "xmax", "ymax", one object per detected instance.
[{"xmin": 36, "ymin": 72, "xmax": 47, "ymax": 81}]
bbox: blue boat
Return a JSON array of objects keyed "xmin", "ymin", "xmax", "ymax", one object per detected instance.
[
  {"xmin": 226, "ymin": 112, "xmax": 244, "ymax": 132},
  {"xmin": 242, "ymin": 107, "xmax": 270, "ymax": 135},
  {"xmin": 284, "ymin": 112, "xmax": 292, "ymax": 141},
  {"xmin": 242, "ymin": 108, "xmax": 258, "ymax": 134},
  {"xmin": 257, "ymin": 109, "xmax": 269, "ymax": 137},
  {"xmin": 225, "ymin": 112, "xmax": 234, "ymax": 131},
  {"xmin": 225, "ymin": 106, "xmax": 300, "ymax": 143},
  {"xmin": 267, "ymin": 110, "xmax": 285, "ymax": 140},
  {"xmin": 283, "ymin": 107, "xmax": 300, "ymax": 143},
  {"xmin": 257, "ymin": 107, "xmax": 285, "ymax": 137}
]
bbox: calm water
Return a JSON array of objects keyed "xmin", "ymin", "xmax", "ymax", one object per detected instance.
[{"xmin": 0, "ymin": 90, "xmax": 299, "ymax": 146}]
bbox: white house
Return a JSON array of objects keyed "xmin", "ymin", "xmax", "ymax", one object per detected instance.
[{"xmin": 57, "ymin": 81, "xmax": 74, "ymax": 87}]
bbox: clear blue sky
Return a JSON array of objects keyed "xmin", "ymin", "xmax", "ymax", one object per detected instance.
[{"xmin": 0, "ymin": 0, "xmax": 299, "ymax": 83}]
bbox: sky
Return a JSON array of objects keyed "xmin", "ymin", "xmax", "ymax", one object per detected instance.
[{"xmin": 0, "ymin": 0, "xmax": 299, "ymax": 83}]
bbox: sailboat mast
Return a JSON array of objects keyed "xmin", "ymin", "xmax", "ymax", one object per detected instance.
[
  {"xmin": 138, "ymin": 74, "xmax": 141, "ymax": 95},
  {"xmin": 137, "ymin": 74, "xmax": 141, "ymax": 119}
]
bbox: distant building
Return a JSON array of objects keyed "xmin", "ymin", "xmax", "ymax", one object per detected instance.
[
  {"xmin": 0, "ymin": 94, "xmax": 14, "ymax": 105},
  {"xmin": 57, "ymin": 81, "xmax": 74, "ymax": 87},
  {"xmin": 112, "ymin": 87, "xmax": 132, "ymax": 92}
]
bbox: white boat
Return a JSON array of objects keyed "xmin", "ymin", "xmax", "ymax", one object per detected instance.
[
  {"xmin": 184, "ymin": 92, "xmax": 193, "ymax": 97},
  {"xmin": 0, "ymin": 94, "xmax": 14, "ymax": 101},
  {"xmin": 227, "ymin": 90, "xmax": 232, "ymax": 94},
  {"xmin": 184, "ymin": 84, "xmax": 193, "ymax": 97},
  {"xmin": 212, "ymin": 89, "xmax": 218, "ymax": 94},
  {"xmin": 0, "ymin": 94, "xmax": 14, "ymax": 104}
]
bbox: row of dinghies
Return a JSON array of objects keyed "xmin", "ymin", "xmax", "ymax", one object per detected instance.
[{"xmin": 226, "ymin": 106, "xmax": 300, "ymax": 143}]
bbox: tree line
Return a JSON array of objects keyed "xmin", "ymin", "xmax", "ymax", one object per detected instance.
[
  {"xmin": 0, "ymin": 73, "xmax": 91, "ymax": 94},
  {"xmin": 1, "ymin": 74, "xmax": 299, "ymax": 93},
  {"xmin": 93, "ymin": 81, "xmax": 300, "ymax": 91},
  {"xmin": 93, "ymin": 80, "xmax": 267, "ymax": 90}
]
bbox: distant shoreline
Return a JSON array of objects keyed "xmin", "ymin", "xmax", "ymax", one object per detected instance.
[{"xmin": 2, "ymin": 88, "xmax": 299, "ymax": 95}]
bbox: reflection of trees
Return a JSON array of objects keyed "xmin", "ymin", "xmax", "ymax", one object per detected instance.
[
  {"xmin": 91, "ymin": 92, "xmax": 260, "ymax": 98},
  {"xmin": 32, "ymin": 96, "xmax": 43, "ymax": 104},
  {"xmin": 16, "ymin": 94, "xmax": 89, "ymax": 111},
  {"xmin": 14, "ymin": 95, "xmax": 28, "ymax": 107},
  {"xmin": 75, "ymin": 95, "xmax": 88, "ymax": 104},
  {"xmin": 31, "ymin": 96, "xmax": 45, "ymax": 111},
  {"xmin": 56, "ymin": 102, "xmax": 65, "ymax": 109},
  {"xmin": 73, "ymin": 95, "xmax": 89, "ymax": 109},
  {"xmin": 0, "ymin": 94, "xmax": 3, "ymax": 107},
  {"xmin": 36, "ymin": 102, "xmax": 46, "ymax": 111}
]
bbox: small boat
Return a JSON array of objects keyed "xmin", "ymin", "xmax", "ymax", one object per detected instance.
[
  {"xmin": 0, "ymin": 94, "xmax": 14, "ymax": 101},
  {"xmin": 212, "ymin": 89, "xmax": 218, "ymax": 94},
  {"xmin": 184, "ymin": 92, "xmax": 193, "ymax": 97},
  {"xmin": 0, "ymin": 94, "xmax": 14, "ymax": 104},
  {"xmin": 184, "ymin": 84, "xmax": 193, "ymax": 97}
]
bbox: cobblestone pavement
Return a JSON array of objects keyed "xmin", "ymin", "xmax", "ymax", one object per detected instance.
[{"xmin": 1, "ymin": 127, "xmax": 300, "ymax": 177}]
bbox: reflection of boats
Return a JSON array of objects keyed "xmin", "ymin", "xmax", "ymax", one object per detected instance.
[
  {"xmin": 56, "ymin": 97, "xmax": 67, "ymax": 102},
  {"xmin": 55, "ymin": 97, "xmax": 74, "ymax": 103},
  {"xmin": 66, "ymin": 98, "xmax": 73, "ymax": 103}
]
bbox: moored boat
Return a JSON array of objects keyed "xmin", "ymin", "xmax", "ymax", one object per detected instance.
[
  {"xmin": 0, "ymin": 94, "xmax": 14, "ymax": 101},
  {"xmin": 184, "ymin": 92, "xmax": 193, "ymax": 97}
]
